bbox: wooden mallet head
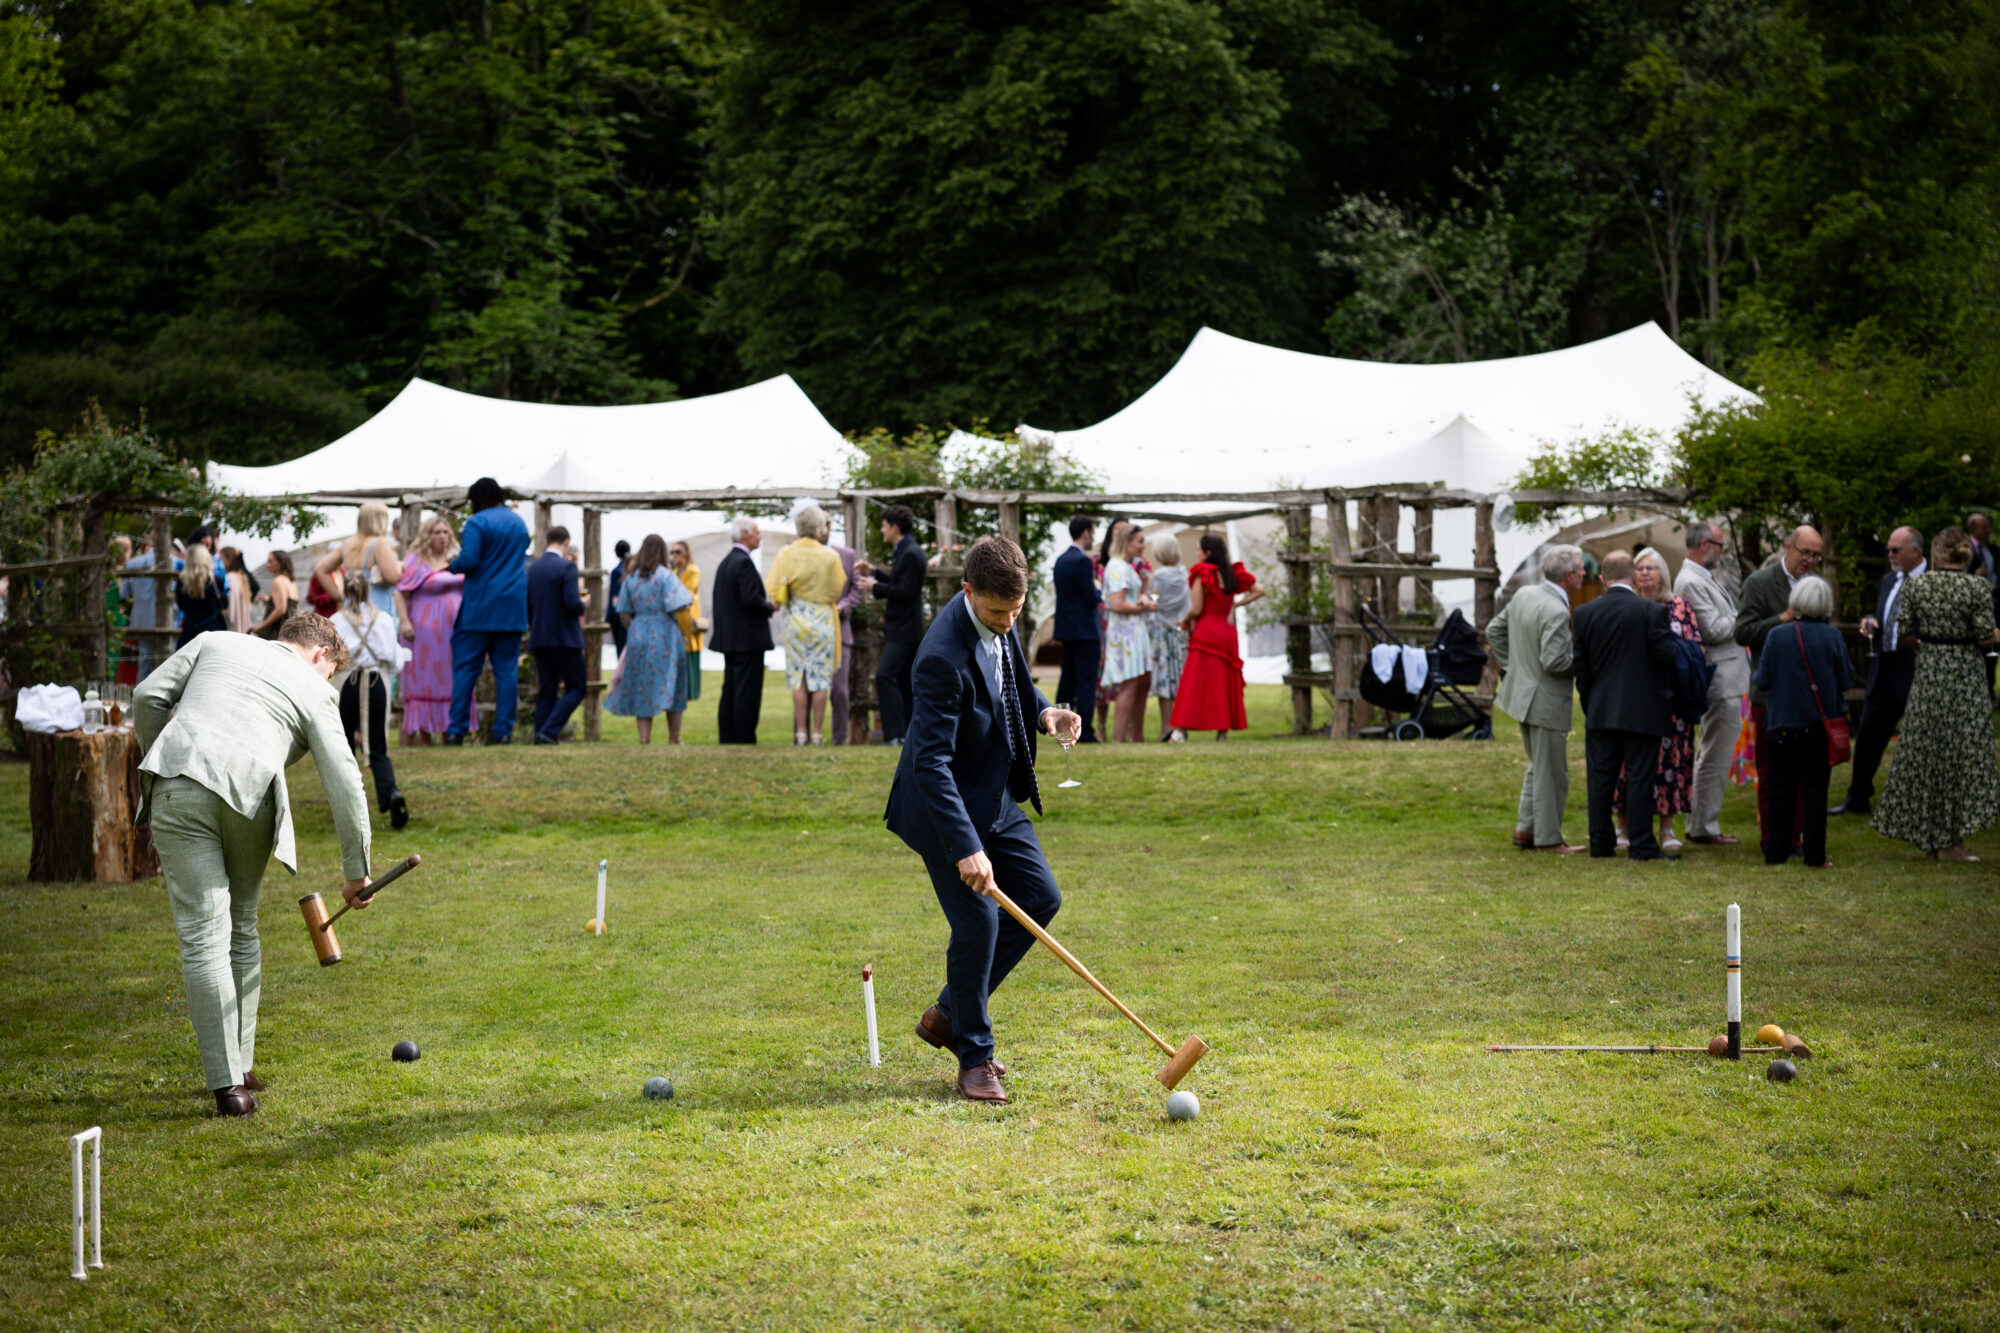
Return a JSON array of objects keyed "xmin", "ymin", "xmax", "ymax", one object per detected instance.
[
  {"xmin": 299, "ymin": 854, "xmax": 422, "ymax": 967},
  {"xmin": 1154, "ymin": 1033, "xmax": 1209, "ymax": 1089}
]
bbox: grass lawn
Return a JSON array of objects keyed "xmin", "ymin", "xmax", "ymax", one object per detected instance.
[{"xmin": 2, "ymin": 674, "xmax": 1997, "ymax": 1329}]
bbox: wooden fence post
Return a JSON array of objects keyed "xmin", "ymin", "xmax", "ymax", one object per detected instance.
[
  {"xmin": 1285, "ymin": 505, "xmax": 1313, "ymax": 734},
  {"xmin": 935, "ymin": 493, "xmax": 958, "ymax": 560},
  {"xmin": 998, "ymin": 494, "xmax": 1022, "ymax": 548},
  {"xmin": 1327, "ymin": 490, "xmax": 1358, "ymax": 739},
  {"xmin": 582, "ymin": 507, "xmax": 605, "ymax": 741}
]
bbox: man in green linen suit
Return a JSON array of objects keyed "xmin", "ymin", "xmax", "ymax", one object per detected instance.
[
  {"xmin": 134, "ymin": 615, "xmax": 376, "ymax": 1117},
  {"xmin": 1487, "ymin": 545, "xmax": 1588, "ymax": 852}
]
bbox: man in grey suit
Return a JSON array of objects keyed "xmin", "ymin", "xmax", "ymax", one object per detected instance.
[
  {"xmin": 1674, "ymin": 520, "xmax": 1749, "ymax": 845},
  {"xmin": 135, "ymin": 615, "xmax": 376, "ymax": 1117},
  {"xmin": 1487, "ymin": 544, "xmax": 1587, "ymax": 852}
]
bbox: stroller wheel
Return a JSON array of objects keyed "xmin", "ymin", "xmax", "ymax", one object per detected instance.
[
  {"xmin": 1392, "ymin": 720, "xmax": 1425, "ymax": 743},
  {"xmin": 1471, "ymin": 723, "xmax": 1494, "ymax": 741}
]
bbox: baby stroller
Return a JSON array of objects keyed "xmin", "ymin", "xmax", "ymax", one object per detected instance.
[{"xmin": 1355, "ymin": 600, "xmax": 1494, "ymax": 741}]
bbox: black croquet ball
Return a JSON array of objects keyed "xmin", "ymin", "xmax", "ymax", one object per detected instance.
[
  {"xmin": 1766, "ymin": 1058, "xmax": 1797, "ymax": 1083},
  {"xmin": 392, "ymin": 1040, "xmax": 421, "ymax": 1063},
  {"xmin": 643, "ymin": 1076, "xmax": 675, "ymax": 1100}
]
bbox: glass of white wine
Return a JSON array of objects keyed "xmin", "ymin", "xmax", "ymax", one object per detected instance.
[{"xmin": 1055, "ymin": 699, "xmax": 1082, "ymax": 788}]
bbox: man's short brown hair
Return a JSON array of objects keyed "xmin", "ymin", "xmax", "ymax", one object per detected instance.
[
  {"xmin": 278, "ymin": 612, "xmax": 349, "ymax": 671},
  {"xmin": 962, "ymin": 535, "xmax": 1029, "ymax": 601}
]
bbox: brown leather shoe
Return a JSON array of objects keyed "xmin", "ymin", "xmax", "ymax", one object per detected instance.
[
  {"xmin": 242, "ymin": 1070, "xmax": 266, "ymax": 1092},
  {"xmin": 214, "ymin": 1086, "xmax": 259, "ymax": 1117},
  {"xmin": 1512, "ymin": 829, "xmax": 1534, "ymax": 849},
  {"xmin": 1534, "ymin": 843, "xmax": 1588, "ymax": 854},
  {"xmin": 956, "ymin": 1061, "xmax": 1008, "ymax": 1103},
  {"xmin": 1686, "ymin": 834, "xmax": 1742, "ymax": 846},
  {"xmin": 915, "ymin": 1006, "xmax": 1004, "ymax": 1076}
]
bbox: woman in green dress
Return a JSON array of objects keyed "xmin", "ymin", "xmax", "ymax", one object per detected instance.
[{"xmin": 1873, "ymin": 527, "xmax": 2000, "ymax": 861}]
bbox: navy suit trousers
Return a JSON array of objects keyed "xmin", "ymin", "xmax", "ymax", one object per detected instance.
[{"xmin": 924, "ymin": 804, "xmax": 1061, "ymax": 1069}]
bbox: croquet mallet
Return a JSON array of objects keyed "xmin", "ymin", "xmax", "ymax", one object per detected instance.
[
  {"xmin": 298, "ymin": 853, "xmax": 422, "ymax": 967},
  {"xmin": 984, "ymin": 881, "xmax": 1207, "ymax": 1088}
]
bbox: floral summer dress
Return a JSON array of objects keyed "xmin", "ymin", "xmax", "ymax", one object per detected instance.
[
  {"xmin": 1100, "ymin": 557, "xmax": 1152, "ymax": 687},
  {"xmin": 1615, "ymin": 593, "xmax": 1702, "ymax": 815},
  {"xmin": 606, "ymin": 569, "xmax": 694, "ymax": 717},
  {"xmin": 1873, "ymin": 571, "xmax": 2000, "ymax": 852}
]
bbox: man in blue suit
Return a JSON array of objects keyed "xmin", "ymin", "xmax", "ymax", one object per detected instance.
[
  {"xmin": 446, "ymin": 477, "xmax": 531, "ymax": 745},
  {"xmin": 526, "ymin": 525, "xmax": 589, "ymax": 745},
  {"xmin": 1051, "ymin": 514, "xmax": 1103, "ymax": 742},
  {"xmin": 885, "ymin": 536, "xmax": 1083, "ymax": 1104}
]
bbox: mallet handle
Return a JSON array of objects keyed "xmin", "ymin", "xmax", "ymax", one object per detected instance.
[
  {"xmin": 985, "ymin": 882, "xmax": 1176, "ymax": 1057},
  {"xmin": 322, "ymin": 853, "xmax": 423, "ymax": 931}
]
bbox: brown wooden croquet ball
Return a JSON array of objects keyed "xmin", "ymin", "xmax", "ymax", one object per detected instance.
[
  {"xmin": 1756, "ymin": 1023, "xmax": 1785, "ymax": 1045},
  {"xmin": 1707, "ymin": 1035, "xmax": 1730, "ymax": 1057}
]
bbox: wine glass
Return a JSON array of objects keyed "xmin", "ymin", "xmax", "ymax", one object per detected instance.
[
  {"xmin": 113, "ymin": 683, "xmax": 133, "ymax": 728},
  {"xmin": 1055, "ymin": 700, "xmax": 1082, "ymax": 788}
]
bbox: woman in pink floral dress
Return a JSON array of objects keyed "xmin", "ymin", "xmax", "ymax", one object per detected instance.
[{"xmin": 395, "ymin": 515, "xmax": 464, "ymax": 744}]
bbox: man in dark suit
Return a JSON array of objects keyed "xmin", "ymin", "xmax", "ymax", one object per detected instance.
[
  {"xmin": 1968, "ymin": 512, "xmax": 1998, "ymax": 701},
  {"xmin": 1832, "ymin": 525, "xmax": 1925, "ymax": 815},
  {"xmin": 710, "ymin": 517, "xmax": 776, "ymax": 744},
  {"xmin": 885, "ymin": 537, "xmax": 1083, "ymax": 1104},
  {"xmin": 1572, "ymin": 549, "xmax": 1681, "ymax": 860},
  {"xmin": 1051, "ymin": 514, "xmax": 1103, "ymax": 742},
  {"xmin": 858, "ymin": 503, "xmax": 928, "ymax": 745},
  {"xmin": 526, "ymin": 526, "xmax": 589, "ymax": 745}
]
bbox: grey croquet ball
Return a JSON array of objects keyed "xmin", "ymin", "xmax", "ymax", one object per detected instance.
[
  {"xmin": 1166, "ymin": 1089, "xmax": 1200, "ymax": 1121},
  {"xmin": 391, "ymin": 1040, "xmax": 420, "ymax": 1063},
  {"xmin": 643, "ymin": 1076, "xmax": 675, "ymax": 1101},
  {"xmin": 1766, "ymin": 1058, "xmax": 1798, "ymax": 1083}
]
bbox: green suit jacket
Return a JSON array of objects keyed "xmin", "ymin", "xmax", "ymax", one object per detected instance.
[
  {"xmin": 1487, "ymin": 582, "xmax": 1575, "ymax": 731},
  {"xmin": 133, "ymin": 633, "xmax": 373, "ymax": 878},
  {"xmin": 1733, "ymin": 561, "xmax": 1795, "ymax": 706}
]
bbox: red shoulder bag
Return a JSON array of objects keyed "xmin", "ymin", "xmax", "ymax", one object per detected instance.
[{"xmin": 1795, "ymin": 622, "xmax": 1851, "ymax": 766}]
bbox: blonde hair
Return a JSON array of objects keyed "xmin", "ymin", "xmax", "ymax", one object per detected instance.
[
  {"xmin": 110, "ymin": 535, "xmax": 132, "ymax": 565},
  {"xmin": 417, "ymin": 514, "xmax": 460, "ymax": 565},
  {"xmin": 1147, "ymin": 534, "xmax": 1182, "ymax": 567},
  {"xmin": 342, "ymin": 570, "xmax": 372, "ymax": 609},
  {"xmin": 178, "ymin": 556, "xmax": 214, "ymax": 600},
  {"xmin": 356, "ymin": 501, "xmax": 391, "ymax": 537},
  {"xmin": 1633, "ymin": 547, "xmax": 1671, "ymax": 602}
]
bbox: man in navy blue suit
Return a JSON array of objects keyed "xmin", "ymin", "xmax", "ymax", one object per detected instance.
[
  {"xmin": 884, "ymin": 536, "xmax": 1083, "ymax": 1103},
  {"xmin": 526, "ymin": 526, "xmax": 589, "ymax": 745},
  {"xmin": 1051, "ymin": 514, "xmax": 1103, "ymax": 742}
]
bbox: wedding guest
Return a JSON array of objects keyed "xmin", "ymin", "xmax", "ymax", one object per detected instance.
[
  {"xmin": 219, "ymin": 547, "xmax": 259, "ymax": 634},
  {"xmin": 860, "ymin": 504, "xmax": 927, "ymax": 744},
  {"xmin": 1674, "ymin": 520, "xmax": 1748, "ymax": 846},
  {"xmin": 128, "ymin": 536, "xmax": 164, "ymax": 679},
  {"xmin": 1101, "ymin": 522, "xmax": 1155, "ymax": 741},
  {"xmin": 1573, "ymin": 549, "xmax": 1679, "ymax": 860},
  {"xmin": 1487, "ymin": 544, "xmax": 1587, "ymax": 853},
  {"xmin": 607, "ymin": 539, "xmax": 632, "ymax": 655},
  {"xmin": 711, "ymin": 518, "xmax": 776, "ymax": 744},
  {"xmin": 1749, "ymin": 575, "xmax": 1848, "ymax": 867},
  {"xmin": 175, "ymin": 553, "xmax": 228, "ymax": 648},
  {"xmin": 1092, "ymin": 518, "xmax": 1132, "ymax": 739},
  {"xmin": 1170, "ymin": 534, "xmax": 1263, "ymax": 739},
  {"xmin": 251, "ymin": 551, "xmax": 297, "ymax": 640},
  {"xmin": 1833, "ymin": 526, "xmax": 1926, "ymax": 817},
  {"xmin": 333, "ymin": 572, "xmax": 408, "ymax": 829},
  {"xmin": 393, "ymin": 516, "xmax": 461, "ymax": 742},
  {"xmin": 669, "ymin": 540, "xmax": 704, "ymax": 705},
  {"xmin": 526, "ymin": 525, "xmax": 589, "ymax": 745},
  {"xmin": 446, "ymin": 477, "xmax": 531, "ymax": 746},
  {"xmin": 1734, "ymin": 525, "xmax": 1823, "ymax": 852},
  {"xmin": 1145, "ymin": 535, "xmax": 1189, "ymax": 742},
  {"xmin": 767, "ymin": 506, "xmax": 848, "ymax": 745},
  {"xmin": 108, "ymin": 535, "xmax": 135, "ymax": 683},
  {"xmin": 312, "ymin": 501, "xmax": 403, "ymax": 623},
  {"xmin": 606, "ymin": 534, "xmax": 694, "ymax": 745},
  {"xmin": 1969, "ymin": 512, "xmax": 2000, "ymax": 701},
  {"xmin": 1052, "ymin": 515, "xmax": 1103, "ymax": 742},
  {"xmin": 829, "ymin": 530, "xmax": 865, "ymax": 745},
  {"xmin": 1872, "ymin": 526, "xmax": 2000, "ymax": 860},
  {"xmin": 1613, "ymin": 548, "xmax": 1701, "ymax": 855}
]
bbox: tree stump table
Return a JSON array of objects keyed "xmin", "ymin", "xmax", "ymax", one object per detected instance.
[{"xmin": 28, "ymin": 729, "xmax": 159, "ymax": 882}]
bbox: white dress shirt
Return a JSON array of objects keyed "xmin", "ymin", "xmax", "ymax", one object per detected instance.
[{"xmin": 1884, "ymin": 560, "xmax": 1926, "ymax": 652}]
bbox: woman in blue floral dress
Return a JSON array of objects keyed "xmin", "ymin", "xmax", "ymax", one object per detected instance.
[{"xmin": 606, "ymin": 534, "xmax": 694, "ymax": 745}]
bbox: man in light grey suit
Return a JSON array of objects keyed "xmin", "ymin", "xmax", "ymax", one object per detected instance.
[
  {"xmin": 134, "ymin": 615, "xmax": 376, "ymax": 1117},
  {"xmin": 1674, "ymin": 520, "xmax": 1749, "ymax": 846},
  {"xmin": 1487, "ymin": 545, "xmax": 1587, "ymax": 852}
]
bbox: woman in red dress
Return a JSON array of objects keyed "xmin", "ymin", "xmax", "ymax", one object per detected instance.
[{"xmin": 1170, "ymin": 534, "xmax": 1264, "ymax": 738}]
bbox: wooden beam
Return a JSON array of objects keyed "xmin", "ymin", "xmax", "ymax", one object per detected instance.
[
  {"xmin": 1285, "ymin": 506, "xmax": 1313, "ymax": 735},
  {"xmin": 1378, "ymin": 496, "xmax": 1401, "ymax": 623},
  {"xmin": 1326, "ymin": 491, "xmax": 1357, "ymax": 740},
  {"xmin": 532, "ymin": 499, "xmax": 552, "ymax": 558},
  {"xmin": 582, "ymin": 508, "xmax": 605, "ymax": 742},
  {"xmin": 935, "ymin": 493, "xmax": 958, "ymax": 559},
  {"xmin": 81, "ymin": 506, "xmax": 107, "ymax": 679},
  {"xmin": 1413, "ymin": 501, "xmax": 1435, "ymax": 615},
  {"xmin": 151, "ymin": 512, "xmax": 173, "ymax": 646},
  {"xmin": 997, "ymin": 494, "xmax": 1022, "ymax": 547},
  {"xmin": 1473, "ymin": 498, "xmax": 1498, "ymax": 630}
]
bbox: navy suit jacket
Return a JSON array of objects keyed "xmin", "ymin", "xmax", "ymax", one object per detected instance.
[
  {"xmin": 884, "ymin": 592, "xmax": 1051, "ymax": 865},
  {"xmin": 526, "ymin": 550, "xmax": 586, "ymax": 650},
  {"xmin": 1572, "ymin": 586, "xmax": 1679, "ymax": 736},
  {"xmin": 708, "ymin": 546, "xmax": 775, "ymax": 653},
  {"xmin": 873, "ymin": 534, "xmax": 930, "ymax": 643},
  {"xmin": 1051, "ymin": 545, "xmax": 1101, "ymax": 641}
]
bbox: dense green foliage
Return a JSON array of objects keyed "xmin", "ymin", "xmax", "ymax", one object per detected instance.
[{"xmin": 1, "ymin": 0, "xmax": 1995, "ymax": 518}]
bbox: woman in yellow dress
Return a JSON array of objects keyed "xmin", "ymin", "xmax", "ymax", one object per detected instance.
[
  {"xmin": 765, "ymin": 507, "xmax": 848, "ymax": 745},
  {"xmin": 669, "ymin": 540, "xmax": 704, "ymax": 703}
]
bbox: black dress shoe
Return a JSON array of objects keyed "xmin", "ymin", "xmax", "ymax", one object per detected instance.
[
  {"xmin": 1829, "ymin": 800, "xmax": 1869, "ymax": 817},
  {"xmin": 242, "ymin": 1070, "xmax": 266, "ymax": 1092},
  {"xmin": 492, "ymin": 733, "xmax": 513, "ymax": 746},
  {"xmin": 389, "ymin": 792, "xmax": 409, "ymax": 829},
  {"xmin": 444, "ymin": 733, "xmax": 466, "ymax": 747},
  {"xmin": 533, "ymin": 732, "xmax": 559, "ymax": 746},
  {"xmin": 215, "ymin": 1086, "xmax": 259, "ymax": 1117}
]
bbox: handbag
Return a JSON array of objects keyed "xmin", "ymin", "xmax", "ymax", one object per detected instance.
[{"xmin": 1795, "ymin": 622, "xmax": 1851, "ymax": 766}]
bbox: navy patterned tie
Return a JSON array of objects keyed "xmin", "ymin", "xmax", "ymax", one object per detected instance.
[{"xmin": 997, "ymin": 633, "xmax": 1042, "ymax": 813}]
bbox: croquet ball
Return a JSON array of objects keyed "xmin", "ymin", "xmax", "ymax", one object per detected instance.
[
  {"xmin": 1766, "ymin": 1059, "xmax": 1798, "ymax": 1083},
  {"xmin": 1166, "ymin": 1090, "xmax": 1200, "ymax": 1121},
  {"xmin": 1707, "ymin": 1035, "xmax": 1730, "ymax": 1057},
  {"xmin": 391, "ymin": 1040, "xmax": 420, "ymax": 1063},
  {"xmin": 643, "ymin": 1076, "xmax": 675, "ymax": 1101},
  {"xmin": 584, "ymin": 918, "xmax": 600, "ymax": 934},
  {"xmin": 1757, "ymin": 1023, "xmax": 1786, "ymax": 1045}
]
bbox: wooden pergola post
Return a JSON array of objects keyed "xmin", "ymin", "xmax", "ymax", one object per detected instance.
[
  {"xmin": 1326, "ymin": 490, "xmax": 1359, "ymax": 739},
  {"xmin": 397, "ymin": 498, "xmax": 424, "ymax": 554},
  {"xmin": 1378, "ymin": 496, "xmax": 1402, "ymax": 624},
  {"xmin": 150, "ymin": 510, "xmax": 173, "ymax": 660},
  {"xmin": 1413, "ymin": 501, "xmax": 1435, "ymax": 616},
  {"xmin": 935, "ymin": 493, "xmax": 958, "ymax": 558},
  {"xmin": 81, "ymin": 505, "xmax": 108, "ymax": 679},
  {"xmin": 532, "ymin": 498, "xmax": 552, "ymax": 558},
  {"xmin": 997, "ymin": 494, "xmax": 1023, "ymax": 548},
  {"xmin": 1284, "ymin": 505, "xmax": 1313, "ymax": 734},
  {"xmin": 1473, "ymin": 498, "xmax": 1498, "ymax": 629},
  {"xmin": 582, "ymin": 507, "xmax": 606, "ymax": 741},
  {"xmin": 841, "ymin": 494, "xmax": 868, "ymax": 553}
]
